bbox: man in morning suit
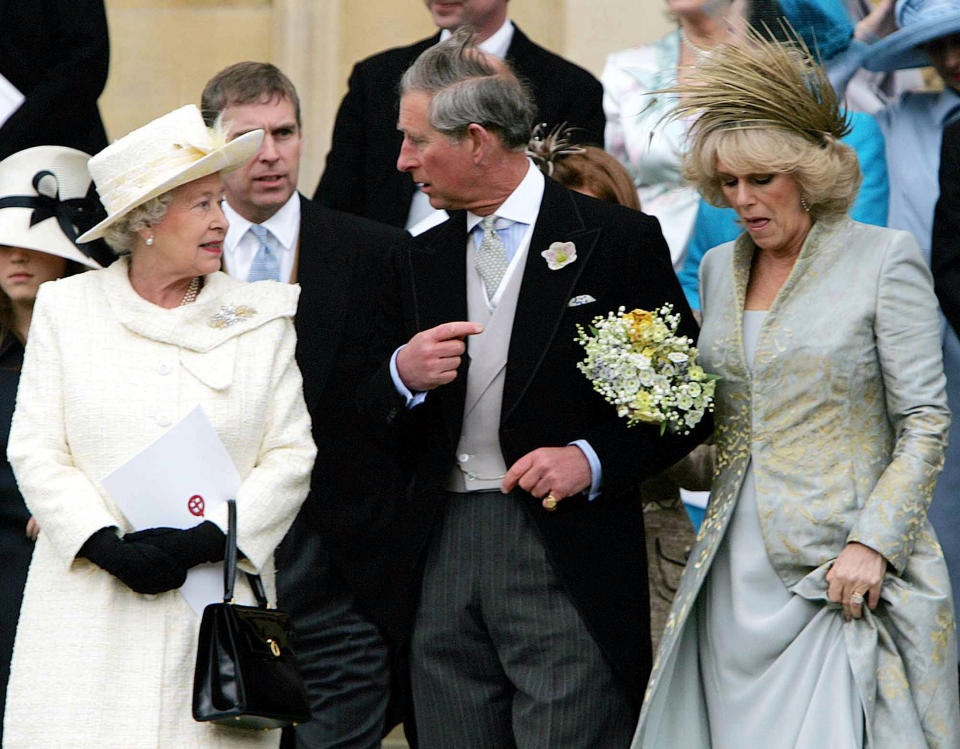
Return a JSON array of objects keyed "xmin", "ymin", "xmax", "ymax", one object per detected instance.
[
  {"xmin": 313, "ymin": 0, "xmax": 605, "ymax": 232},
  {"xmin": 0, "ymin": 0, "xmax": 109, "ymax": 159},
  {"xmin": 931, "ymin": 116, "xmax": 960, "ymax": 665},
  {"xmin": 934, "ymin": 118, "xmax": 960, "ymax": 338},
  {"xmin": 201, "ymin": 62, "xmax": 406, "ymax": 749},
  {"xmin": 355, "ymin": 31, "xmax": 711, "ymax": 747}
]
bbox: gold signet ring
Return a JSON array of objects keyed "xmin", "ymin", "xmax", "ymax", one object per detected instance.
[{"xmin": 543, "ymin": 494, "xmax": 559, "ymax": 511}]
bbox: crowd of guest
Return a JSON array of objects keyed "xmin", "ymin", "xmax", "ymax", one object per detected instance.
[{"xmin": 1, "ymin": 0, "xmax": 960, "ymax": 747}]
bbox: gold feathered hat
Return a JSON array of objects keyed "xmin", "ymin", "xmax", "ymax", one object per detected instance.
[{"xmin": 661, "ymin": 25, "xmax": 851, "ymax": 147}]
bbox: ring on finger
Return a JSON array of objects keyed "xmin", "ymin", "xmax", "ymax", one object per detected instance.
[
  {"xmin": 850, "ymin": 591, "xmax": 865, "ymax": 606},
  {"xmin": 543, "ymin": 493, "xmax": 559, "ymax": 511}
]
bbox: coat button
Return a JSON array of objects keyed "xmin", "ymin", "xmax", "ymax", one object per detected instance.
[
  {"xmin": 156, "ymin": 414, "xmax": 172, "ymax": 427},
  {"xmin": 458, "ymin": 453, "xmax": 470, "ymax": 463},
  {"xmin": 156, "ymin": 362, "xmax": 171, "ymax": 375}
]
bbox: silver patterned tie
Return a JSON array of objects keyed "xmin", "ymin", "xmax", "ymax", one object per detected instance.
[
  {"xmin": 247, "ymin": 224, "xmax": 281, "ymax": 282},
  {"xmin": 476, "ymin": 215, "xmax": 509, "ymax": 299}
]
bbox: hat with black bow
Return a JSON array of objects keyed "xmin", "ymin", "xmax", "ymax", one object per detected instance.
[{"xmin": 0, "ymin": 146, "xmax": 108, "ymax": 268}]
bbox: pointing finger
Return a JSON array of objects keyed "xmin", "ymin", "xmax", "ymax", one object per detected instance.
[{"xmin": 430, "ymin": 321, "xmax": 484, "ymax": 342}]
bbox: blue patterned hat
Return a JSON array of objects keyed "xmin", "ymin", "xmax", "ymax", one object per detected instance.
[{"xmin": 865, "ymin": 0, "xmax": 960, "ymax": 70}]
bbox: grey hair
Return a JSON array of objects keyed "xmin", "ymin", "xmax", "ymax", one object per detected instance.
[
  {"xmin": 400, "ymin": 27, "xmax": 535, "ymax": 151},
  {"xmin": 102, "ymin": 193, "xmax": 175, "ymax": 253}
]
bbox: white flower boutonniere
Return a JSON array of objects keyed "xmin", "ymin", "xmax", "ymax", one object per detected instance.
[{"xmin": 542, "ymin": 241, "xmax": 577, "ymax": 270}]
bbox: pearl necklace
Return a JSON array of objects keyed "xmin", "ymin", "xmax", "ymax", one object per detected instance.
[
  {"xmin": 179, "ymin": 276, "xmax": 201, "ymax": 307},
  {"xmin": 678, "ymin": 27, "xmax": 722, "ymax": 64}
]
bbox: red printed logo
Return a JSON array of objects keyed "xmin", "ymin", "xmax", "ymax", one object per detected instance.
[{"xmin": 187, "ymin": 495, "xmax": 205, "ymax": 517}]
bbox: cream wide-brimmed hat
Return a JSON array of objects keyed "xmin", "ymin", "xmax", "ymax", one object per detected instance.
[
  {"xmin": 0, "ymin": 146, "xmax": 104, "ymax": 269},
  {"xmin": 77, "ymin": 104, "xmax": 263, "ymax": 243}
]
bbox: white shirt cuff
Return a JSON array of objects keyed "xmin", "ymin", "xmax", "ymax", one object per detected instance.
[
  {"xmin": 390, "ymin": 346, "xmax": 427, "ymax": 408},
  {"xmin": 569, "ymin": 439, "xmax": 602, "ymax": 501}
]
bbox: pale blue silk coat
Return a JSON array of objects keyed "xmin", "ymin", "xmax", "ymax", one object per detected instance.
[{"xmin": 633, "ymin": 216, "xmax": 959, "ymax": 748}]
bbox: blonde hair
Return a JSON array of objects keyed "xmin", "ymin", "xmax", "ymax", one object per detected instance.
[{"xmin": 684, "ymin": 127, "xmax": 861, "ymax": 220}]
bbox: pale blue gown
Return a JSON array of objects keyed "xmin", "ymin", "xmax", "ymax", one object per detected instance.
[{"xmin": 696, "ymin": 310, "xmax": 865, "ymax": 748}]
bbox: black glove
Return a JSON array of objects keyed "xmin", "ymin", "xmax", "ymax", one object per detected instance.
[
  {"xmin": 78, "ymin": 527, "xmax": 187, "ymax": 594},
  {"xmin": 123, "ymin": 521, "xmax": 226, "ymax": 570}
]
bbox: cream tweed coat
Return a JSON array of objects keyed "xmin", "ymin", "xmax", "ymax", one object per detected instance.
[{"xmin": 3, "ymin": 257, "xmax": 316, "ymax": 748}]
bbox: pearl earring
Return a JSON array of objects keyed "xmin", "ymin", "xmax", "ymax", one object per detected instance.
[
  {"xmin": 800, "ymin": 195, "xmax": 810, "ymax": 213},
  {"xmin": 145, "ymin": 235, "xmax": 154, "ymax": 246}
]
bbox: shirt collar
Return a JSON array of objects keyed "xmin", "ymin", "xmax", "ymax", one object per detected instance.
[
  {"xmin": 466, "ymin": 159, "xmax": 544, "ymax": 232},
  {"xmin": 440, "ymin": 18, "xmax": 514, "ymax": 59},
  {"xmin": 223, "ymin": 192, "xmax": 301, "ymax": 253}
]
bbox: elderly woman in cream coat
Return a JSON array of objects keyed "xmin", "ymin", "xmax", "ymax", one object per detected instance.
[
  {"xmin": 3, "ymin": 106, "xmax": 316, "ymax": 748},
  {"xmin": 633, "ymin": 37, "xmax": 959, "ymax": 749}
]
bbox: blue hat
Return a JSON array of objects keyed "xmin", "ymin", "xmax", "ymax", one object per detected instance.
[
  {"xmin": 778, "ymin": 0, "xmax": 855, "ymax": 62},
  {"xmin": 865, "ymin": 0, "xmax": 960, "ymax": 71}
]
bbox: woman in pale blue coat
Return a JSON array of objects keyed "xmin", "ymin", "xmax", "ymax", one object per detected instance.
[{"xmin": 634, "ymin": 33, "xmax": 958, "ymax": 748}]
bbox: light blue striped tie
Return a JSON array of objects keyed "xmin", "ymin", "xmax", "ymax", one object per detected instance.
[{"xmin": 247, "ymin": 224, "xmax": 280, "ymax": 282}]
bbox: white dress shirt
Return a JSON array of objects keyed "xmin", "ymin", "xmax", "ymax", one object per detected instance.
[{"xmin": 223, "ymin": 194, "xmax": 300, "ymax": 282}]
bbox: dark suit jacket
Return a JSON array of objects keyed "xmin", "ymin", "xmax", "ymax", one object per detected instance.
[
  {"xmin": 276, "ymin": 195, "xmax": 408, "ymax": 630},
  {"xmin": 0, "ymin": 0, "xmax": 109, "ymax": 159},
  {"xmin": 353, "ymin": 177, "xmax": 712, "ymax": 703},
  {"xmin": 313, "ymin": 25, "xmax": 605, "ymax": 227},
  {"xmin": 933, "ymin": 118, "xmax": 960, "ymax": 337}
]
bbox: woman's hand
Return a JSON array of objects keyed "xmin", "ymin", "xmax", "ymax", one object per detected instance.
[
  {"xmin": 124, "ymin": 521, "xmax": 226, "ymax": 569},
  {"xmin": 78, "ymin": 527, "xmax": 187, "ymax": 594},
  {"xmin": 855, "ymin": 0, "xmax": 897, "ymax": 42},
  {"xmin": 25, "ymin": 516, "xmax": 39, "ymax": 541},
  {"xmin": 826, "ymin": 541, "xmax": 887, "ymax": 621}
]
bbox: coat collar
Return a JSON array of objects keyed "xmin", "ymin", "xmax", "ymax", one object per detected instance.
[
  {"xmin": 100, "ymin": 255, "xmax": 299, "ymax": 353},
  {"xmin": 730, "ymin": 214, "xmax": 851, "ymax": 371},
  {"xmin": 501, "ymin": 178, "xmax": 599, "ymax": 421}
]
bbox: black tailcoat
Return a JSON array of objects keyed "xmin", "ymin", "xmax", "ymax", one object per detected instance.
[
  {"xmin": 278, "ymin": 195, "xmax": 408, "ymax": 629},
  {"xmin": 0, "ymin": 0, "xmax": 109, "ymax": 159},
  {"xmin": 933, "ymin": 118, "xmax": 960, "ymax": 337},
  {"xmin": 313, "ymin": 26, "xmax": 605, "ymax": 227}
]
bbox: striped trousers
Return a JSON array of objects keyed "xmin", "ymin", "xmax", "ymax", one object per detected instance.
[{"xmin": 410, "ymin": 490, "xmax": 635, "ymax": 748}]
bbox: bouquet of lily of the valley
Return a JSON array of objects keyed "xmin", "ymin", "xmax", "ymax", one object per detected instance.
[{"xmin": 575, "ymin": 304, "xmax": 717, "ymax": 434}]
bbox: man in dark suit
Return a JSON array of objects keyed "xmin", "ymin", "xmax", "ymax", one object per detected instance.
[
  {"xmin": 313, "ymin": 0, "xmax": 604, "ymax": 231},
  {"xmin": 201, "ymin": 62, "xmax": 407, "ymax": 749},
  {"xmin": 934, "ymin": 117, "xmax": 960, "ymax": 337},
  {"xmin": 0, "ymin": 0, "xmax": 109, "ymax": 159},
  {"xmin": 355, "ymin": 32, "xmax": 711, "ymax": 747},
  {"xmin": 931, "ymin": 116, "xmax": 960, "ymax": 681}
]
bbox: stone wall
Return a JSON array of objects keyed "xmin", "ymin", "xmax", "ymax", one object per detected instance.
[{"xmin": 100, "ymin": 0, "xmax": 672, "ymax": 192}]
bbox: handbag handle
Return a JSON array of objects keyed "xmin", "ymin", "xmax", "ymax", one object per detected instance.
[
  {"xmin": 221, "ymin": 499, "xmax": 269, "ymax": 608},
  {"xmin": 223, "ymin": 499, "xmax": 238, "ymax": 603}
]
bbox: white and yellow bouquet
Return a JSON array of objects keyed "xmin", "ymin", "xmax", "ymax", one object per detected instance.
[{"xmin": 575, "ymin": 304, "xmax": 717, "ymax": 434}]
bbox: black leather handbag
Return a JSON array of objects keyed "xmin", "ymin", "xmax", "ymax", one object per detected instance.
[{"xmin": 192, "ymin": 499, "xmax": 311, "ymax": 729}]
